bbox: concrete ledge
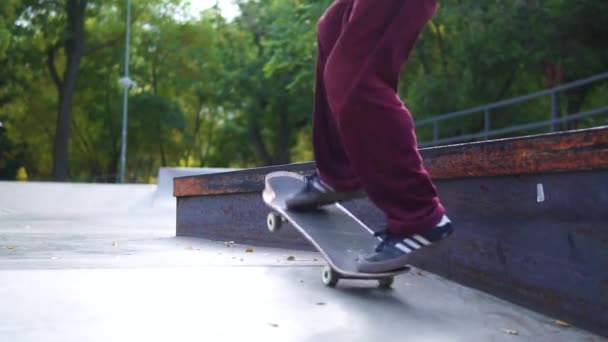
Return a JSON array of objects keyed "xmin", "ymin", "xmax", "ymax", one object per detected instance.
[
  {"xmin": 174, "ymin": 127, "xmax": 608, "ymax": 336},
  {"xmin": 156, "ymin": 167, "xmax": 235, "ymax": 198},
  {"xmin": 174, "ymin": 126, "xmax": 608, "ymax": 197}
]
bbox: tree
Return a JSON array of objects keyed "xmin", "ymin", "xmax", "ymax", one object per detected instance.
[{"xmin": 1, "ymin": 0, "xmax": 606, "ymax": 181}]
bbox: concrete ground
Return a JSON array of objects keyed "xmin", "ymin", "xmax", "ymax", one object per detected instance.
[{"xmin": 0, "ymin": 181, "xmax": 604, "ymax": 342}]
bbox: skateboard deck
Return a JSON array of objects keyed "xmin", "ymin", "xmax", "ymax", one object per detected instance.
[{"xmin": 262, "ymin": 171, "xmax": 409, "ymax": 287}]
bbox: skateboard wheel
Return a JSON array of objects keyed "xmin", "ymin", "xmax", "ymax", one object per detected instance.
[
  {"xmin": 321, "ymin": 266, "xmax": 339, "ymax": 287},
  {"xmin": 378, "ymin": 276, "xmax": 394, "ymax": 288},
  {"xmin": 266, "ymin": 212, "xmax": 283, "ymax": 232}
]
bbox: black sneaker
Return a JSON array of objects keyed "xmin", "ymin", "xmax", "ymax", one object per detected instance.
[
  {"xmin": 285, "ymin": 174, "xmax": 365, "ymax": 210},
  {"xmin": 357, "ymin": 215, "xmax": 454, "ymax": 273}
]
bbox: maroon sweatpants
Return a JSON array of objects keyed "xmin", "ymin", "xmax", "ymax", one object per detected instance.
[{"xmin": 312, "ymin": 0, "xmax": 445, "ymax": 237}]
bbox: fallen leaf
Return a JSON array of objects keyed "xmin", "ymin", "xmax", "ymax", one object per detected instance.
[
  {"xmin": 554, "ymin": 320, "xmax": 570, "ymax": 327},
  {"xmin": 502, "ymin": 329, "xmax": 518, "ymax": 335},
  {"xmin": 112, "ymin": 242, "xmax": 118, "ymax": 247},
  {"xmin": 286, "ymin": 256, "xmax": 296, "ymax": 261},
  {"xmin": 7, "ymin": 246, "xmax": 15, "ymax": 250},
  {"xmin": 246, "ymin": 247, "xmax": 254, "ymax": 253}
]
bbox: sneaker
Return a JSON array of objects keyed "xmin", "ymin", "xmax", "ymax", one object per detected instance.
[
  {"xmin": 357, "ymin": 215, "xmax": 454, "ymax": 273},
  {"xmin": 285, "ymin": 174, "xmax": 365, "ymax": 210}
]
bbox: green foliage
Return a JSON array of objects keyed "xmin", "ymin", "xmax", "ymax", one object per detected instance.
[{"xmin": 0, "ymin": 0, "xmax": 606, "ymax": 181}]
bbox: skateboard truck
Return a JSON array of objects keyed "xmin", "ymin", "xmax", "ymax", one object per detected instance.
[{"xmin": 321, "ymin": 265, "xmax": 395, "ymax": 288}]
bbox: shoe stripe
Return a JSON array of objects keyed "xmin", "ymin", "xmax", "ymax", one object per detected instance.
[
  {"xmin": 395, "ymin": 243, "xmax": 412, "ymax": 254},
  {"xmin": 402, "ymin": 238, "xmax": 422, "ymax": 249},
  {"xmin": 437, "ymin": 215, "xmax": 452, "ymax": 226},
  {"xmin": 412, "ymin": 235, "xmax": 432, "ymax": 246}
]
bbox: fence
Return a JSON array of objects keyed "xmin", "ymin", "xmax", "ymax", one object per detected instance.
[{"xmin": 416, "ymin": 72, "xmax": 608, "ymax": 147}]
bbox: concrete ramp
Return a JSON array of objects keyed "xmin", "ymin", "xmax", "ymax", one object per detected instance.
[
  {"xmin": 0, "ymin": 180, "xmax": 603, "ymax": 341},
  {"xmin": 173, "ymin": 127, "xmax": 608, "ymax": 336},
  {"xmin": 0, "ymin": 167, "xmax": 236, "ymax": 217},
  {"xmin": 0, "ymin": 181, "xmax": 158, "ymax": 217}
]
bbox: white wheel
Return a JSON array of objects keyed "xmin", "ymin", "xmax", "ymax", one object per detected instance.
[
  {"xmin": 321, "ymin": 266, "xmax": 339, "ymax": 287},
  {"xmin": 266, "ymin": 212, "xmax": 282, "ymax": 232},
  {"xmin": 378, "ymin": 276, "xmax": 394, "ymax": 288}
]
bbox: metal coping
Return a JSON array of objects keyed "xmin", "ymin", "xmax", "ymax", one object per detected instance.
[{"xmin": 174, "ymin": 126, "xmax": 608, "ymax": 198}]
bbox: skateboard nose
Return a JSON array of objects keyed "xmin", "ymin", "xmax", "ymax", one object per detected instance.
[{"xmin": 262, "ymin": 187, "xmax": 276, "ymax": 203}]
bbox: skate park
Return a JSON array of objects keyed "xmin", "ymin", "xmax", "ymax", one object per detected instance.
[
  {"xmin": 2, "ymin": 0, "xmax": 608, "ymax": 340},
  {"xmin": 1, "ymin": 126, "xmax": 607, "ymax": 341}
]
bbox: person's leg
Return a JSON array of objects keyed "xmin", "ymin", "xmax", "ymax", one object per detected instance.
[
  {"xmin": 321, "ymin": 0, "xmax": 453, "ymax": 272},
  {"xmin": 286, "ymin": 0, "xmax": 365, "ymax": 210},
  {"xmin": 324, "ymin": 0, "xmax": 444, "ymax": 236},
  {"xmin": 313, "ymin": 1, "xmax": 360, "ymax": 191}
]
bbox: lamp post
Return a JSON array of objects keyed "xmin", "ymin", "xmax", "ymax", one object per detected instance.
[{"xmin": 119, "ymin": 0, "xmax": 132, "ymax": 183}]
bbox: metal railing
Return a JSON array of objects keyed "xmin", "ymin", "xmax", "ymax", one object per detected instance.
[{"xmin": 416, "ymin": 72, "xmax": 608, "ymax": 147}]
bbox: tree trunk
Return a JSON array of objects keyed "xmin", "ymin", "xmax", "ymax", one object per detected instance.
[
  {"xmin": 51, "ymin": 0, "xmax": 88, "ymax": 181},
  {"xmin": 159, "ymin": 125, "xmax": 167, "ymax": 167},
  {"xmin": 273, "ymin": 99, "xmax": 291, "ymax": 165},
  {"xmin": 565, "ymin": 87, "xmax": 589, "ymax": 130},
  {"xmin": 248, "ymin": 110, "xmax": 272, "ymax": 165},
  {"xmin": 199, "ymin": 108, "xmax": 216, "ymax": 166},
  {"xmin": 188, "ymin": 103, "xmax": 204, "ymax": 167}
]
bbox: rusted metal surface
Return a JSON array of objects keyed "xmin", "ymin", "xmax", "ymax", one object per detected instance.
[
  {"xmin": 424, "ymin": 126, "xmax": 608, "ymax": 179},
  {"xmin": 176, "ymin": 170, "xmax": 608, "ymax": 336},
  {"xmin": 173, "ymin": 127, "xmax": 608, "ymax": 197},
  {"xmin": 173, "ymin": 163, "xmax": 313, "ymax": 198}
]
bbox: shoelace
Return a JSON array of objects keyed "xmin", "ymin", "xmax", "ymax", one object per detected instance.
[
  {"xmin": 304, "ymin": 173, "xmax": 318, "ymax": 192},
  {"xmin": 373, "ymin": 229, "xmax": 393, "ymax": 252}
]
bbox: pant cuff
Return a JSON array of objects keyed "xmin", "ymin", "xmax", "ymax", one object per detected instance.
[{"xmin": 388, "ymin": 204, "xmax": 446, "ymax": 237}]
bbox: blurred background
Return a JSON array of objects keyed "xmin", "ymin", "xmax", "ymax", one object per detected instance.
[{"xmin": 0, "ymin": 0, "xmax": 606, "ymax": 183}]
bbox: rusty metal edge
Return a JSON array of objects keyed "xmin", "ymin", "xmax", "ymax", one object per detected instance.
[{"xmin": 174, "ymin": 127, "xmax": 608, "ymax": 198}]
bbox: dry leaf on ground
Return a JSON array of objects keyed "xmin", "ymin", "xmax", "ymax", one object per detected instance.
[{"xmin": 502, "ymin": 329, "xmax": 518, "ymax": 335}]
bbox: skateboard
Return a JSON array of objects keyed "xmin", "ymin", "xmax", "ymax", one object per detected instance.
[{"xmin": 262, "ymin": 171, "xmax": 409, "ymax": 288}]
